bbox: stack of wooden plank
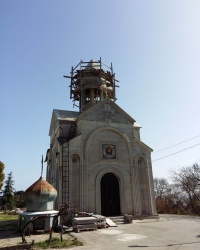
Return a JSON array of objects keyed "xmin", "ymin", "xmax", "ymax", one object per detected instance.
[
  {"xmin": 92, "ymin": 214, "xmax": 107, "ymax": 228},
  {"xmin": 73, "ymin": 217, "xmax": 97, "ymax": 233}
]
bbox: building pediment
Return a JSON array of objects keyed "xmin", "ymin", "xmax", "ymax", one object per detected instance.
[{"xmin": 76, "ymin": 99, "xmax": 136, "ymax": 125}]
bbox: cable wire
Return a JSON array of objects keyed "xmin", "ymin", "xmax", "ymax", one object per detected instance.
[
  {"xmin": 152, "ymin": 143, "xmax": 200, "ymax": 162},
  {"xmin": 153, "ymin": 134, "xmax": 200, "ymax": 153}
]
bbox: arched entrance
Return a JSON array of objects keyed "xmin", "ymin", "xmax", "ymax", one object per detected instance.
[{"xmin": 101, "ymin": 173, "xmax": 121, "ymax": 216}]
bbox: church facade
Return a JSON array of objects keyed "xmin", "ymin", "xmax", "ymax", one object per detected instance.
[{"xmin": 46, "ymin": 59, "xmax": 157, "ymax": 217}]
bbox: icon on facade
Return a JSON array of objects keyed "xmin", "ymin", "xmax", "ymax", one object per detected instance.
[{"xmin": 102, "ymin": 144, "xmax": 116, "ymax": 159}]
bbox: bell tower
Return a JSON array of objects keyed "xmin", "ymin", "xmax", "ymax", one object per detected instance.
[{"xmin": 64, "ymin": 58, "xmax": 119, "ymax": 112}]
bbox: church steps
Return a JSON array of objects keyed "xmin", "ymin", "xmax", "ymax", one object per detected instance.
[
  {"xmin": 108, "ymin": 216, "xmax": 127, "ymax": 224},
  {"xmin": 108, "ymin": 215, "xmax": 159, "ymax": 224}
]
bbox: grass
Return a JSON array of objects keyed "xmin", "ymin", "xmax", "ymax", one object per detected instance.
[
  {"xmin": 0, "ymin": 213, "xmax": 18, "ymax": 221},
  {"xmin": 0, "ymin": 213, "xmax": 18, "ymax": 232},
  {"xmin": 33, "ymin": 235, "xmax": 83, "ymax": 249}
]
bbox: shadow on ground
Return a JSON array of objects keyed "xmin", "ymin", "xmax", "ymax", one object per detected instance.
[{"xmin": 128, "ymin": 241, "xmax": 200, "ymax": 248}]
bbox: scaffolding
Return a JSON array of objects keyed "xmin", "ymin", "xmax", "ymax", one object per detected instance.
[{"xmin": 64, "ymin": 58, "xmax": 119, "ymax": 112}]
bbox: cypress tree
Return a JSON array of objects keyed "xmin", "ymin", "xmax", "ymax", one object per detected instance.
[{"xmin": 1, "ymin": 172, "xmax": 15, "ymax": 211}]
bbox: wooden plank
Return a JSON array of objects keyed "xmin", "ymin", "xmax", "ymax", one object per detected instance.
[
  {"xmin": 106, "ymin": 218, "xmax": 117, "ymax": 227},
  {"xmin": 73, "ymin": 217, "xmax": 97, "ymax": 225},
  {"xmin": 92, "ymin": 214, "xmax": 106, "ymax": 228}
]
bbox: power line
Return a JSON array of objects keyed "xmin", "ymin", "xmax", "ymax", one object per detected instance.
[
  {"xmin": 152, "ymin": 143, "xmax": 200, "ymax": 162},
  {"xmin": 153, "ymin": 134, "xmax": 200, "ymax": 153}
]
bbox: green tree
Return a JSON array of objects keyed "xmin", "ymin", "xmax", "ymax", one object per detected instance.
[
  {"xmin": 1, "ymin": 172, "xmax": 15, "ymax": 211},
  {"xmin": 14, "ymin": 190, "xmax": 27, "ymax": 209},
  {"xmin": 0, "ymin": 161, "xmax": 5, "ymax": 190}
]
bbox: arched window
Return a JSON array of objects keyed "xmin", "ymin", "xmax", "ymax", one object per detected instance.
[
  {"xmin": 72, "ymin": 155, "xmax": 79, "ymax": 163},
  {"xmin": 138, "ymin": 158, "xmax": 145, "ymax": 165}
]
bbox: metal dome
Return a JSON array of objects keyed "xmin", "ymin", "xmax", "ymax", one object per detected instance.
[{"xmin": 25, "ymin": 177, "xmax": 57, "ymax": 212}]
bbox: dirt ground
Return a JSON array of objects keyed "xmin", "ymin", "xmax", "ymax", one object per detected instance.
[
  {"xmin": 0, "ymin": 219, "xmax": 75, "ymax": 249},
  {"xmin": 0, "ymin": 230, "xmax": 50, "ymax": 248}
]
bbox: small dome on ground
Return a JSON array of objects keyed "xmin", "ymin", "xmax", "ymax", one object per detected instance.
[
  {"xmin": 25, "ymin": 176, "xmax": 57, "ymax": 195},
  {"xmin": 25, "ymin": 177, "xmax": 57, "ymax": 212}
]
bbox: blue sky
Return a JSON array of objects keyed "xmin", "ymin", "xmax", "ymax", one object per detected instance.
[{"xmin": 0, "ymin": 0, "xmax": 200, "ymax": 191}]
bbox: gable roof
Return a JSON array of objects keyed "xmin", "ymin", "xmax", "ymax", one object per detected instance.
[
  {"xmin": 76, "ymin": 98, "xmax": 136, "ymax": 124},
  {"xmin": 53, "ymin": 109, "xmax": 80, "ymax": 121},
  {"xmin": 49, "ymin": 109, "xmax": 80, "ymax": 135},
  {"xmin": 49, "ymin": 99, "xmax": 137, "ymax": 135}
]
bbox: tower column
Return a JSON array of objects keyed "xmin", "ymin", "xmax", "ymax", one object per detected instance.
[
  {"xmin": 90, "ymin": 88, "xmax": 94, "ymax": 103},
  {"xmin": 81, "ymin": 89, "xmax": 86, "ymax": 108},
  {"xmin": 100, "ymin": 89, "xmax": 104, "ymax": 101}
]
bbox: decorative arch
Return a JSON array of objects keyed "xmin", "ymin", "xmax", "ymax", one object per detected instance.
[
  {"xmin": 81, "ymin": 126, "xmax": 134, "ymax": 214},
  {"xmin": 69, "ymin": 151, "xmax": 83, "ymax": 162},
  {"xmin": 84, "ymin": 126, "xmax": 132, "ymax": 160},
  {"xmin": 69, "ymin": 153, "xmax": 82, "ymax": 209},
  {"xmin": 84, "ymin": 126, "xmax": 133, "ymax": 179},
  {"xmin": 138, "ymin": 157, "xmax": 145, "ymax": 165},
  {"xmin": 134, "ymin": 154, "xmax": 149, "ymax": 166},
  {"xmin": 135, "ymin": 155, "xmax": 151, "ymax": 215},
  {"xmin": 71, "ymin": 154, "xmax": 80, "ymax": 163}
]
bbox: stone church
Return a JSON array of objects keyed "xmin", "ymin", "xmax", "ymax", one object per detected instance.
[{"xmin": 46, "ymin": 59, "xmax": 157, "ymax": 217}]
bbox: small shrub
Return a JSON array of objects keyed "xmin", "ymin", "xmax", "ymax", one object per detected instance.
[{"xmin": 33, "ymin": 235, "xmax": 83, "ymax": 249}]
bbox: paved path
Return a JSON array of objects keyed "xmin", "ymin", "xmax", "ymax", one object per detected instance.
[{"xmin": 67, "ymin": 214, "xmax": 200, "ymax": 250}]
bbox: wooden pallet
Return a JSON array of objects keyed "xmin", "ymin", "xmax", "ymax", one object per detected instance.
[{"xmin": 74, "ymin": 226, "xmax": 97, "ymax": 233}]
